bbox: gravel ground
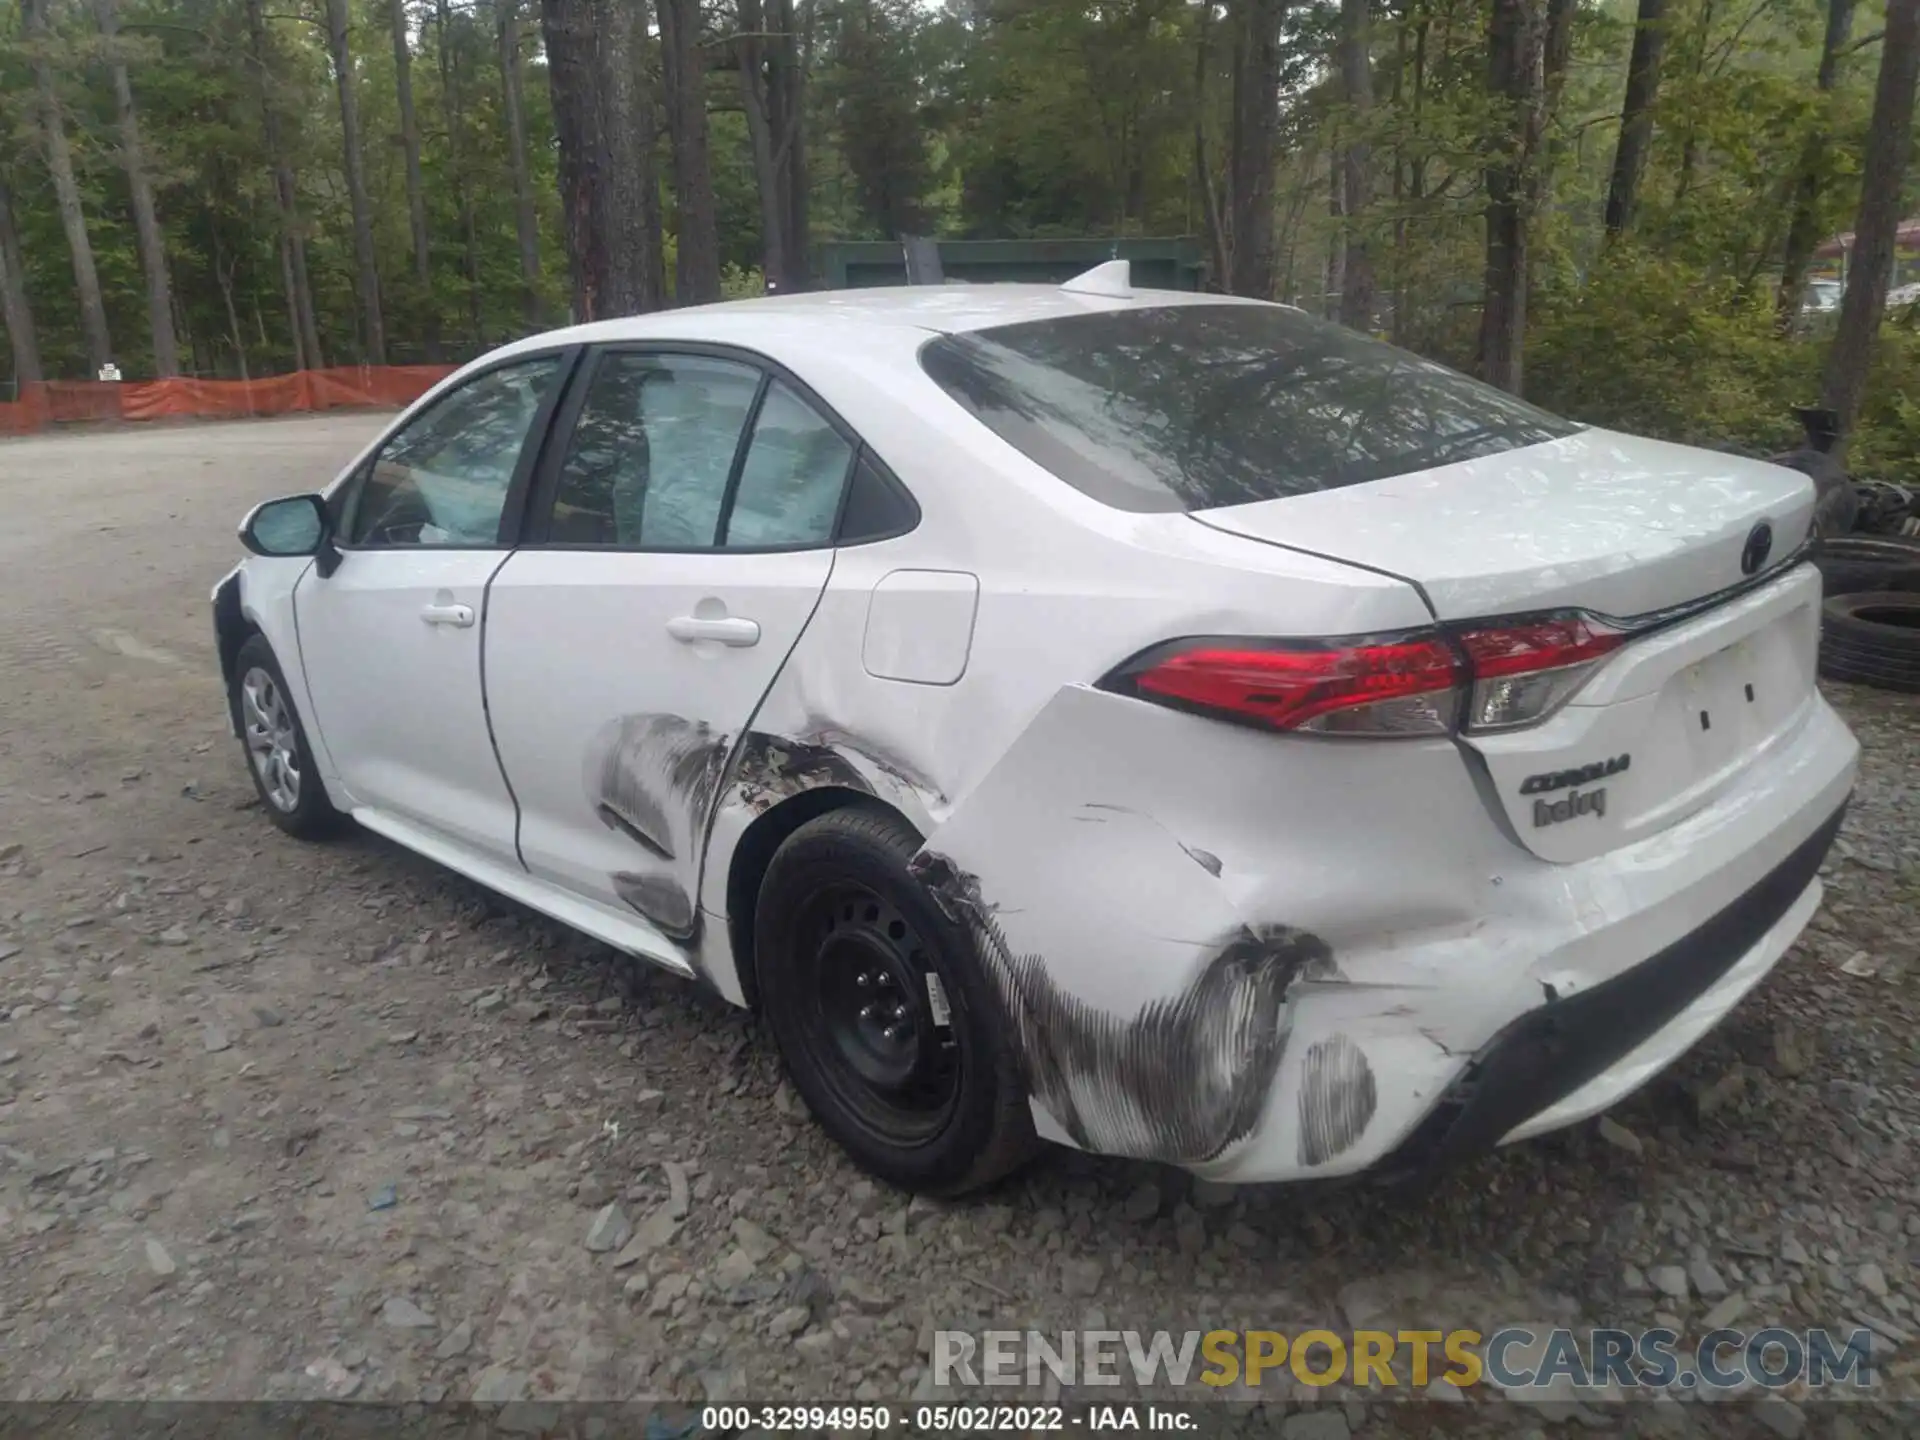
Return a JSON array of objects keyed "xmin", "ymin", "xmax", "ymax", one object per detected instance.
[{"xmin": 0, "ymin": 417, "xmax": 1914, "ymax": 1436}]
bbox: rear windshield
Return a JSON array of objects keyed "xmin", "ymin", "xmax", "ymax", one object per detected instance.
[{"xmin": 919, "ymin": 303, "xmax": 1580, "ymax": 513}]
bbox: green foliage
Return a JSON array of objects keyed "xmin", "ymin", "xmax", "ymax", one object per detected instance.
[
  {"xmin": 1849, "ymin": 322, "xmax": 1920, "ymax": 487},
  {"xmin": 0, "ymin": 0, "xmax": 1912, "ymax": 489},
  {"xmin": 1527, "ymin": 246, "xmax": 1813, "ymax": 452},
  {"xmin": 1527, "ymin": 245, "xmax": 1920, "ymax": 487},
  {"xmin": 719, "ymin": 262, "xmax": 766, "ymax": 300}
]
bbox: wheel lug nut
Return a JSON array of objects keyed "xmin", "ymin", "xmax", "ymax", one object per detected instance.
[
  {"xmin": 891, "ymin": 1004, "xmax": 907, "ymax": 1021},
  {"xmin": 855, "ymin": 972, "xmax": 871, "ymax": 988},
  {"xmin": 860, "ymin": 1003, "xmax": 878, "ymax": 1020},
  {"xmin": 882, "ymin": 1025, "xmax": 901, "ymax": 1041}
]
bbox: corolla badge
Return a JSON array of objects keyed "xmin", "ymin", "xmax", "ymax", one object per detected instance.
[{"xmin": 1741, "ymin": 521, "xmax": 1774, "ymax": 576}]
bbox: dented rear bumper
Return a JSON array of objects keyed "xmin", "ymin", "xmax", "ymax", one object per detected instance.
[
  {"xmin": 911, "ymin": 682, "xmax": 1858, "ymax": 1183},
  {"xmin": 1378, "ymin": 798, "xmax": 1845, "ymax": 1177}
]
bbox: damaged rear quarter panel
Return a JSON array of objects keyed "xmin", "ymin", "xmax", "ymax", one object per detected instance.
[{"xmin": 904, "ymin": 682, "xmax": 1539, "ymax": 1176}]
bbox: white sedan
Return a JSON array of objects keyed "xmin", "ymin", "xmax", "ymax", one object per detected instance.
[{"xmin": 213, "ymin": 265, "xmax": 1858, "ymax": 1194}]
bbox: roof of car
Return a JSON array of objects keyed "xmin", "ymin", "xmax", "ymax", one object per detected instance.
[{"xmin": 500, "ymin": 283, "xmax": 1262, "ymax": 357}]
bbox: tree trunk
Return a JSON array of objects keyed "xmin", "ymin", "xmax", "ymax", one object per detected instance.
[
  {"xmin": 390, "ymin": 0, "xmax": 439, "ymax": 360},
  {"xmin": 1822, "ymin": 0, "xmax": 1920, "ymax": 442},
  {"xmin": 1670, "ymin": 0, "xmax": 1714, "ymax": 208},
  {"xmin": 737, "ymin": 0, "xmax": 809, "ymax": 292},
  {"xmin": 436, "ymin": 0, "xmax": 485, "ymax": 342},
  {"xmin": 1324, "ymin": 156, "xmax": 1345, "ymax": 318},
  {"xmin": 1777, "ymin": 0, "xmax": 1857, "ymax": 329},
  {"xmin": 325, "ymin": 0, "xmax": 387, "ymax": 363},
  {"xmin": 595, "ymin": 0, "xmax": 663, "ymax": 313},
  {"xmin": 210, "ymin": 224, "xmax": 251, "ymax": 384},
  {"xmin": 737, "ymin": 0, "xmax": 788, "ymax": 289},
  {"xmin": 1225, "ymin": 0, "xmax": 1286, "ymax": 297},
  {"xmin": 542, "ymin": 0, "xmax": 611, "ymax": 320},
  {"xmin": 1603, "ymin": 0, "xmax": 1665, "ymax": 236},
  {"xmin": 246, "ymin": 0, "xmax": 323, "ymax": 369},
  {"xmin": 278, "ymin": 235, "xmax": 306, "ymax": 372},
  {"xmin": 1192, "ymin": 1, "xmax": 1231, "ymax": 289},
  {"xmin": 96, "ymin": 0, "xmax": 180, "ymax": 377},
  {"xmin": 498, "ymin": 0, "xmax": 546, "ymax": 325},
  {"xmin": 659, "ymin": 0, "xmax": 721, "ymax": 303},
  {"xmin": 22, "ymin": 0, "xmax": 113, "ymax": 375},
  {"xmin": 1337, "ymin": 0, "xmax": 1375, "ymax": 330},
  {"xmin": 0, "ymin": 172, "xmax": 44, "ymax": 388},
  {"xmin": 1479, "ymin": 0, "xmax": 1547, "ymax": 394},
  {"xmin": 629, "ymin": 0, "xmax": 668, "ymax": 309}
]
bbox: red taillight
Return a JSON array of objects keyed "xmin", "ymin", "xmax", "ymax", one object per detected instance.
[
  {"xmin": 1109, "ymin": 635, "xmax": 1463, "ymax": 736},
  {"xmin": 1105, "ymin": 614, "xmax": 1628, "ymax": 738},
  {"xmin": 1454, "ymin": 615, "xmax": 1623, "ymax": 730},
  {"xmin": 1455, "ymin": 616, "xmax": 1624, "ymax": 678}
]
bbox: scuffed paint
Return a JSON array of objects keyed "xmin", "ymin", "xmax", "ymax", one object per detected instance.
[
  {"xmin": 732, "ymin": 732, "xmax": 876, "ymax": 814},
  {"xmin": 1296, "ymin": 1034, "xmax": 1378, "ymax": 1166},
  {"xmin": 792, "ymin": 722, "xmax": 949, "ymax": 809},
  {"xmin": 584, "ymin": 711, "xmax": 944, "ymax": 951},
  {"xmin": 586, "ymin": 714, "xmax": 730, "ymax": 861},
  {"xmin": 909, "ymin": 849, "xmax": 1334, "ymax": 1163},
  {"xmin": 612, "ymin": 872, "xmax": 699, "ymax": 941},
  {"xmin": 1181, "ymin": 843, "xmax": 1224, "ymax": 878}
]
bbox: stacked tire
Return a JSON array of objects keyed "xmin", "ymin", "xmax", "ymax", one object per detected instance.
[{"xmin": 1813, "ymin": 537, "xmax": 1920, "ymax": 694}]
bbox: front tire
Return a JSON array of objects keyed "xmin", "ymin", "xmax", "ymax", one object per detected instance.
[
  {"xmin": 754, "ymin": 804, "xmax": 1037, "ymax": 1195},
  {"xmin": 231, "ymin": 634, "xmax": 342, "ymax": 839}
]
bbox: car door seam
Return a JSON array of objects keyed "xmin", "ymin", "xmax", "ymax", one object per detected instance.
[
  {"xmin": 688, "ymin": 547, "xmax": 842, "ymax": 916},
  {"xmin": 477, "ymin": 549, "xmax": 532, "ymax": 871}
]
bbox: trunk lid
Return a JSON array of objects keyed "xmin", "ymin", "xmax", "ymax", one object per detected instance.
[
  {"xmin": 1193, "ymin": 429, "xmax": 1823, "ymax": 863},
  {"xmin": 1460, "ymin": 563, "xmax": 1823, "ymax": 861},
  {"xmin": 1190, "ymin": 428, "xmax": 1815, "ymax": 621}
]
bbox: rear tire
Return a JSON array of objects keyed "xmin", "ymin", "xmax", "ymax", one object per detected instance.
[
  {"xmin": 231, "ymin": 634, "xmax": 343, "ymax": 839},
  {"xmin": 1811, "ymin": 536, "xmax": 1920, "ymax": 598},
  {"xmin": 1818, "ymin": 593, "xmax": 1920, "ymax": 693},
  {"xmin": 754, "ymin": 803, "xmax": 1037, "ymax": 1195}
]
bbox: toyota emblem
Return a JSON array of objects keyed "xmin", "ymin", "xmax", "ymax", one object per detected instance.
[{"xmin": 1741, "ymin": 522, "xmax": 1773, "ymax": 576}]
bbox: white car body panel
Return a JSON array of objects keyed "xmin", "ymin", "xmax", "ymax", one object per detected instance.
[
  {"xmin": 294, "ymin": 550, "xmax": 518, "ymax": 861},
  {"xmin": 1194, "ymin": 426, "xmax": 1817, "ymax": 620},
  {"xmin": 909, "ymin": 678, "xmax": 1852, "ymax": 1177},
  {"xmin": 218, "ymin": 283, "xmax": 1861, "ymax": 1183},
  {"xmin": 483, "ymin": 545, "xmax": 836, "ymax": 958}
]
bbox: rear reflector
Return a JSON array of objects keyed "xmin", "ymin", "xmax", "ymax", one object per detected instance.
[
  {"xmin": 1104, "ymin": 635, "xmax": 1462, "ymax": 736},
  {"xmin": 1454, "ymin": 616, "xmax": 1624, "ymax": 731},
  {"xmin": 1102, "ymin": 614, "xmax": 1627, "ymax": 738}
]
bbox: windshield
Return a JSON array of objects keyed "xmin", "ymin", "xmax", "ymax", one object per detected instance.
[{"xmin": 919, "ymin": 302, "xmax": 1582, "ymax": 513}]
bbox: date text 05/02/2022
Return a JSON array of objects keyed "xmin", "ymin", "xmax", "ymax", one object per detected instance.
[{"xmin": 698, "ymin": 1405, "xmax": 1195, "ymax": 1431}]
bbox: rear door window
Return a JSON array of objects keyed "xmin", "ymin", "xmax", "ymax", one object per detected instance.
[{"xmin": 919, "ymin": 303, "xmax": 1580, "ymax": 513}]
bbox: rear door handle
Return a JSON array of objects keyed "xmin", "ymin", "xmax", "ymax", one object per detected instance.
[
  {"xmin": 666, "ymin": 615, "xmax": 761, "ymax": 647},
  {"xmin": 420, "ymin": 602, "xmax": 475, "ymax": 628}
]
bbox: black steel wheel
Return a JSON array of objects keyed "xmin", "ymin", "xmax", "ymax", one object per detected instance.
[
  {"xmin": 790, "ymin": 880, "xmax": 962, "ymax": 1144},
  {"xmin": 754, "ymin": 804, "xmax": 1036, "ymax": 1194}
]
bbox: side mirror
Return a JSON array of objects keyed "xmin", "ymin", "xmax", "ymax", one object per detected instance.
[{"xmin": 239, "ymin": 493, "xmax": 330, "ymax": 558}]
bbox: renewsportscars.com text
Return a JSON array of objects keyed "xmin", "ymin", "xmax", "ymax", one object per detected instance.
[{"xmin": 932, "ymin": 1327, "xmax": 1878, "ymax": 1394}]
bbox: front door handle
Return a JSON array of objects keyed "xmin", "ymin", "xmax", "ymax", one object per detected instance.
[
  {"xmin": 666, "ymin": 615, "xmax": 761, "ymax": 647},
  {"xmin": 421, "ymin": 602, "xmax": 475, "ymax": 628}
]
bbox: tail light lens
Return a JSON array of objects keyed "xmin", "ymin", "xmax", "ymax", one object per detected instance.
[
  {"xmin": 1101, "ymin": 615, "xmax": 1625, "ymax": 738},
  {"xmin": 1102, "ymin": 634, "xmax": 1463, "ymax": 736},
  {"xmin": 1455, "ymin": 616, "xmax": 1624, "ymax": 731}
]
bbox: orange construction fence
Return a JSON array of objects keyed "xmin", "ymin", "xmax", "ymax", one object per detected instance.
[{"xmin": 0, "ymin": 364, "xmax": 458, "ymax": 438}]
